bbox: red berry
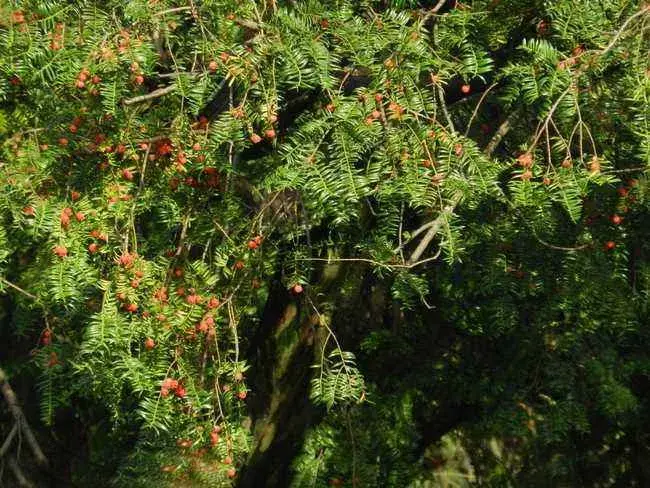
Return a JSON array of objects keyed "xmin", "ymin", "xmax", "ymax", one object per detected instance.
[
  {"xmin": 247, "ymin": 240, "xmax": 258, "ymax": 250},
  {"xmin": 611, "ymin": 214, "xmax": 622, "ymax": 225},
  {"xmin": 186, "ymin": 294, "xmax": 201, "ymax": 305},
  {"xmin": 88, "ymin": 243, "xmax": 99, "ymax": 253},
  {"xmin": 604, "ymin": 241, "xmax": 616, "ymax": 251},
  {"xmin": 53, "ymin": 245, "xmax": 68, "ymax": 258},
  {"xmin": 374, "ymin": 93, "xmax": 383, "ymax": 102},
  {"xmin": 237, "ymin": 390, "xmax": 247, "ymax": 400},
  {"xmin": 617, "ymin": 187, "xmax": 628, "ymax": 197},
  {"xmin": 461, "ymin": 84, "xmax": 471, "ymax": 94},
  {"xmin": 92, "ymin": 75, "xmax": 101, "ymax": 84},
  {"xmin": 227, "ymin": 468, "xmax": 236, "ymax": 478},
  {"xmin": 69, "ymin": 124, "xmax": 78, "ymax": 133},
  {"xmin": 58, "ymin": 137, "xmax": 69, "ymax": 146},
  {"xmin": 134, "ymin": 75, "xmax": 145, "ymax": 85},
  {"xmin": 23, "ymin": 206, "xmax": 35, "ymax": 216},
  {"xmin": 130, "ymin": 279, "xmax": 139, "ymax": 288},
  {"xmin": 173, "ymin": 267, "xmax": 183, "ymax": 278},
  {"xmin": 75, "ymin": 211, "xmax": 85, "ymax": 222},
  {"xmin": 144, "ymin": 338, "xmax": 155, "ymax": 350},
  {"xmin": 292, "ymin": 284, "xmax": 303, "ymax": 294},
  {"xmin": 207, "ymin": 297, "xmax": 220, "ymax": 309},
  {"xmin": 250, "ymin": 133, "xmax": 262, "ymax": 144},
  {"xmin": 71, "ymin": 191, "xmax": 81, "ymax": 201},
  {"xmin": 47, "ymin": 352, "xmax": 58, "ymax": 368},
  {"xmin": 122, "ymin": 168, "xmax": 134, "ymax": 180},
  {"xmin": 210, "ymin": 431, "xmax": 220, "ymax": 446},
  {"xmin": 118, "ymin": 252, "xmax": 135, "ymax": 267},
  {"xmin": 75, "ymin": 80, "xmax": 85, "ymax": 89},
  {"xmin": 208, "ymin": 60, "xmax": 218, "ymax": 72},
  {"xmin": 234, "ymin": 260, "xmax": 245, "ymax": 270},
  {"xmin": 192, "ymin": 142, "xmax": 201, "ymax": 151},
  {"xmin": 126, "ymin": 303, "xmax": 138, "ymax": 313},
  {"xmin": 265, "ymin": 129, "xmax": 276, "ymax": 139},
  {"xmin": 223, "ymin": 456, "xmax": 233, "ymax": 465},
  {"xmin": 174, "ymin": 385, "xmax": 186, "ymax": 398}
]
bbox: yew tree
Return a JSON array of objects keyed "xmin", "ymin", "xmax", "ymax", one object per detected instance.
[{"xmin": 1, "ymin": 0, "xmax": 649, "ymax": 486}]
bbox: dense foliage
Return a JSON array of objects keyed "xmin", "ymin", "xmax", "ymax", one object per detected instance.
[{"xmin": 0, "ymin": 0, "xmax": 649, "ymax": 486}]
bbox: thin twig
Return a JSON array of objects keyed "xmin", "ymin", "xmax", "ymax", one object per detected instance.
[
  {"xmin": 464, "ymin": 82, "xmax": 498, "ymax": 137},
  {"xmin": 597, "ymin": 6, "xmax": 650, "ymax": 57},
  {"xmin": 7, "ymin": 456, "xmax": 33, "ymax": 488},
  {"xmin": 123, "ymin": 85, "xmax": 177, "ymax": 106},
  {"xmin": 0, "ymin": 423, "xmax": 18, "ymax": 458},
  {"xmin": 484, "ymin": 109, "xmax": 519, "ymax": 156},
  {"xmin": 408, "ymin": 193, "xmax": 462, "ymax": 264},
  {"xmin": 0, "ymin": 278, "xmax": 37, "ymax": 300},
  {"xmin": 153, "ymin": 6, "xmax": 194, "ymax": 17},
  {"xmin": 0, "ymin": 369, "xmax": 48, "ymax": 467}
]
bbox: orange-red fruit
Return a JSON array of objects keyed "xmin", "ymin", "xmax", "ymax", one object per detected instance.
[
  {"xmin": 144, "ymin": 338, "xmax": 155, "ymax": 350},
  {"xmin": 237, "ymin": 390, "xmax": 247, "ymax": 400},
  {"xmin": 53, "ymin": 245, "xmax": 68, "ymax": 258},
  {"xmin": 126, "ymin": 303, "xmax": 138, "ymax": 313},
  {"xmin": 247, "ymin": 240, "xmax": 258, "ymax": 250},
  {"xmin": 604, "ymin": 241, "xmax": 616, "ymax": 251},
  {"xmin": 234, "ymin": 260, "xmax": 245, "ymax": 270},
  {"xmin": 461, "ymin": 84, "xmax": 471, "ymax": 94},
  {"xmin": 611, "ymin": 215, "xmax": 622, "ymax": 225},
  {"xmin": 122, "ymin": 168, "xmax": 134, "ymax": 180},
  {"xmin": 76, "ymin": 80, "xmax": 85, "ymax": 89},
  {"xmin": 265, "ymin": 129, "xmax": 276, "ymax": 139},
  {"xmin": 210, "ymin": 431, "xmax": 220, "ymax": 446},
  {"xmin": 223, "ymin": 456, "xmax": 233, "ymax": 465},
  {"xmin": 192, "ymin": 142, "xmax": 201, "ymax": 151},
  {"xmin": 186, "ymin": 294, "xmax": 201, "ymax": 305},
  {"xmin": 227, "ymin": 468, "xmax": 237, "ymax": 478},
  {"xmin": 92, "ymin": 75, "xmax": 101, "ymax": 84},
  {"xmin": 207, "ymin": 297, "xmax": 220, "ymax": 309},
  {"xmin": 75, "ymin": 211, "xmax": 85, "ymax": 222},
  {"xmin": 131, "ymin": 279, "xmax": 140, "ymax": 288},
  {"xmin": 23, "ymin": 206, "xmax": 35, "ymax": 216},
  {"xmin": 71, "ymin": 191, "xmax": 81, "ymax": 201},
  {"xmin": 88, "ymin": 243, "xmax": 98, "ymax": 253},
  {"xmin": 58, "ymin": 137, "xmax": 69, "ymax": 146},
  {"xmin": 292, "ymin": 283, "xmax": 303, "ymax": 294},
  {"xmin": 250, "ymin": 133, "xmax": 262, "ymax": 144},
  {"xmin": 174, "ymin": 385, "xmax": 186, "ymax": 398},
  {"xmin": 134, "ymin": 75, "xmax": 145, "ymax": 85},
  {"xmin": 208, "ymin": 60, "xmax": 218, "ymax": 72},
  {"xmin": 617, "ymin": 187, "xmax": 629, "ymax": 197}
]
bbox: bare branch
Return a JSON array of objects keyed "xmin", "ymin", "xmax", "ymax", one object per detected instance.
[
  {"xmin": 408, "ymin": 193, "xmax": 462, "ymax": 264},
  {"xmin": 7, "ymin": 456, "xmax": 34, "ymax": 488},
  {"xmin": 0, "ymin": 368, "xmax": 48, "ymax": 467},
  {"xmin": 123, "ymin": 85, "xmax": 177, "ymax": 106},
  {"xmin": 0, "ymin": 278, "xmax": 38, "ymax": 300},
  {"xmin": 484, "ymin": 110, "xmax": 519, "ymax": 156}
]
